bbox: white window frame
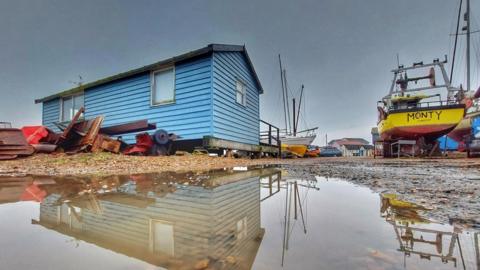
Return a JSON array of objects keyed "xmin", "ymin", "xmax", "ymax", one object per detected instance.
[
  {"xmin": 236, "ymin": 79, "xmax": 247, "ymax": 106},
  {"xmin": 151, "ymin": 67, "xmax": 176, "ymax": 106},
  {"xmin": 59, "ymin": 93, "xmax": 84, "ymax": 122}
]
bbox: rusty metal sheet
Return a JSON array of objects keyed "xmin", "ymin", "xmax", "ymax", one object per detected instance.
[
  {"xmin": 0, "ymin": 129, "xmax": 29, "ymax": 146},
  {"xmin": 0, "ymin": 145, "xmax": 34, "ymax": 156},
  {"xmin": 0, "ymin": 145, "xmax": 33, "ymax": 150},
  {"xmin": 99, "ymin": 119, "xmax": 156, "ymax": 136},
  {"xmin": 91, "ymin": 134, "xmax": 121, "ymax": 153},
  {"xmin": 60, "ymin": 115, "xmax": 104, "ymax": 153},
  {"xmin": 0, "ymin": 154, "xmax": 18, "ymax": 160}
]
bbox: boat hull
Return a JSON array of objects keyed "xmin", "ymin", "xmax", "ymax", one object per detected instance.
[
  {"xmin": 281, "ymin": 144, "xmax": 307, "ymax": 157},
  {"xmin": 378, "ymin": 105, "xmax": 465, "ymax": 142},
  {"xmin": 447, "ymin": 111, "xmax": 480, "ymax": 142},
  {"xmin": 280, "ymin": 135, "xmax": 316, "ymax": 146}
]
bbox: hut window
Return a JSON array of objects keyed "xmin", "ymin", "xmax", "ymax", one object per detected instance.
[
  {"xmin": 152, "ymin": 68, "xmax": 175, "ymax": 105},
  {"xmin": 236, "ymin": 80, "xmax": 246, "ymax": 106},
  {"xmin": 61, "ymin": 94, "xmax": 84, "ymax": 122},
  {"xmin": 150, "ymin": 220, "xmax": 174, "ymax": 256}
]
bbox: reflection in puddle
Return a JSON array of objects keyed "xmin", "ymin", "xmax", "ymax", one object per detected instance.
[
  {"xmin": 381, "ymin": 193, "xmax": 480, "ymax": 269},
  {"xmin": 34, "ymin": 169, "xmax": 276, "ymax": 270},
  {"xmin": 0, "ymin": 168, "xmax": 479, "ymax": 270}
]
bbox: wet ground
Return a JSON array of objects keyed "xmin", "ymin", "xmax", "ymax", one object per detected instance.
[{"xmin": 0, "ymin": 166, "xmax": 479, "ymax": 269}]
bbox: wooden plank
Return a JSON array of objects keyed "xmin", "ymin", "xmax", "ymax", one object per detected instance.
[
  {"xmin": 203, "ymin": 136, "xmax": 278, "ymax": 153},
  {"xmin": 99, "ymin": 120, "xmax": 156, "ymax": 136}
]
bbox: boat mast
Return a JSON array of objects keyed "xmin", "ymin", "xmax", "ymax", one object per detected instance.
[
  {"xmin": 279, "ymin": 55, "xmax": 289, "ymax": 133},
  {"xmin": 450, "ymin": 0, "xmax": 463, "ymax": 82},
  {"xmin": 284, "ymin": 69, "xmax": 292, "ymax": 134},
  {"xmin": 293, "ymin": 98, "xmax": 296, "ymax": 136},
  {"xmin": 295, "ymin": 85, "xmax": 304, "ymax": 135},
  {"xmin": 466, "ymin": 0, "xmax": 471, "ymax": 91}
]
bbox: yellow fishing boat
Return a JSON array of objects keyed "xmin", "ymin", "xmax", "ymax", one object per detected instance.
[
  {"xmin": 378, "ymin": 95, "xmax": 465, "ymax": 141},
  {"xmin": 377, "ymin": 60, "xmax": 465, "ymax": 144}
]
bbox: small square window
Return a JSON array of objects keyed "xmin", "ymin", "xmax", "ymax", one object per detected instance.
[
  {"xmin": 61, "ymin": 94, "xmax": 84, "ymax": 122},
  {"xmin": 236, "ymin": 80, "xmax": 246, "ymax": 106},
  {"xmin": 152, "ymin": 68, "xmax": 175, "ymax": 105}
]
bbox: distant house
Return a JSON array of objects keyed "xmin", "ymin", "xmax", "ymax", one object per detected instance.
[
  {"xmin": 328, "ymin": 138, "xmax": 374, "ymax": 157},
  {"xmin": 35, "ymin": 44, "xmax": 267, "ymax": 151}
]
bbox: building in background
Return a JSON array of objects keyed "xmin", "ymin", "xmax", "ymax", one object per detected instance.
[{"xmin": 328, "ymin": 138, "xmax": 374, "ymax": 157}]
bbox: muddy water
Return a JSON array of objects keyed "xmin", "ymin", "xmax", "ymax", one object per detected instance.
[{"xmin": 0, "ymin": 167, "xmax": 478, "ymax": 270}]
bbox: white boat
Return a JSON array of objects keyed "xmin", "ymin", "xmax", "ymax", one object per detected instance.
[
  {"xmin": 281, "ymin": 135, "xmax": 316, "ymax": 146},
  {"xmin": 281, "ymin": 130, "xmax": 317, "ymax": 146}
]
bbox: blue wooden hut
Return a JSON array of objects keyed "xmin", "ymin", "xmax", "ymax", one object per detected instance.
[{"xmin": 35, "ymin": 44, "xmax": 276, "ymax": 153}]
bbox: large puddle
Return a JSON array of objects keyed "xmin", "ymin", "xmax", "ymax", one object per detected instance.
[{"xmin": 0, "ymin": 167, "xmax": 479, "ymax": 270}]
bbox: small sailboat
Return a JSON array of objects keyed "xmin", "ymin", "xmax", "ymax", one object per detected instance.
[{"xmin": 276, "ymin": 55, "xmax": 318, "ymax": 155}]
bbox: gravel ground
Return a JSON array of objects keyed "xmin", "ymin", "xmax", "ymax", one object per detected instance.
[{"xmin": 1, "ymin": 153, "xmax": 479, "ymax": 227}]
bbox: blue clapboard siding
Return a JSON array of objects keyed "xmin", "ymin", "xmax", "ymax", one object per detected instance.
[
  {"xmin": 84, "ymin": 56, "xmax": 213, "ymax": 143},
  {"xmin": 42, "ymin": 98, "xmax": 61, "ymax": 132},
  {"xmin": 212, "ymin": 51, "xmax": 260, "ymax": 145}
]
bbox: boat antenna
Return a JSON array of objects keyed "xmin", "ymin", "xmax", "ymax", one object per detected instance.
[
  {"xmin": 279, "ymin": 55, "xmax": 289, "ymax": 133},
  {"xmin": 396, "ymin": 53, "xmax": 400, "ymax": 68},
  {"xmin": 450, "ymin": 0, "xmax": 463, "ymax": 83}
]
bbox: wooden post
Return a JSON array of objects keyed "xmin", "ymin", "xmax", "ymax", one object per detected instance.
[
  {"xmin": 277, "ymin": 128, "xmax": 281, "ymax": 158},
  {"xmin": 268, "ymin": 125, "xmax": 272, "ymax": 145},
  {"xmin": 293, "ymin": 98, "xmax": 296, "ymax": 136}
]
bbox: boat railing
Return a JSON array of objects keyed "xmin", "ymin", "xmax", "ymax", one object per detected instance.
[{"xmin": 388, "ymin": 100, "xmax": 461, "ymax": 111}]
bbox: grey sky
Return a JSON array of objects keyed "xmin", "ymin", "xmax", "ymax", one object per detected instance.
[{"xmin": 1, "ymin": 0, "xmax": 479, "ymax": 145}]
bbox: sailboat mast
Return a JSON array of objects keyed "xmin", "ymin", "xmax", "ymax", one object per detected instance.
[
  {"xmin": 284, "ymin": 69, "xmax": 292, "ymax": 134},
  {"xmin": 466, "ymin": 0, "xmax": 471, "ymax": 90},
  {"xmin": 450, "ymin": 0, "xmax": 463, "ymax": 82},
  {"xmin": 279, "ymin": 55, "xmax": 288, "ymax": 133},
  {"xmin": 293, "ymin": 98, "xmax": 296, "ymax": 136},
  {"xmin": 295, "ymin": 84, "xmax": 304, "ymax": 135}
]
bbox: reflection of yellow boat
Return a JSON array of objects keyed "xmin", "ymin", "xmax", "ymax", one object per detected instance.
[
  {"xmin": 281, "ymin": 144, "xmax": 307, "ymax": 157},
  {"xmin": 380, "ymin": 194, "xmax": 430, "ymax": 224},
  {"xmin": 381, "ymin": 194, "xmax": 423, "ymax": 209}
]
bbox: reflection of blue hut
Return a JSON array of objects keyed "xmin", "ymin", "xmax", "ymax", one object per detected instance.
[{"xmin": 33, "ymin": 169, "xmax": 272, "ymax": 269}]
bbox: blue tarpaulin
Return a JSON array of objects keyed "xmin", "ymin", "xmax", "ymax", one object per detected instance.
[
  {"xmin": 438, "ymin": 135, "xmax": 459, "ymax": 151},
  {"xmin": 472, "ymin": 116, "xmax": 480, "ymax": 139}
]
